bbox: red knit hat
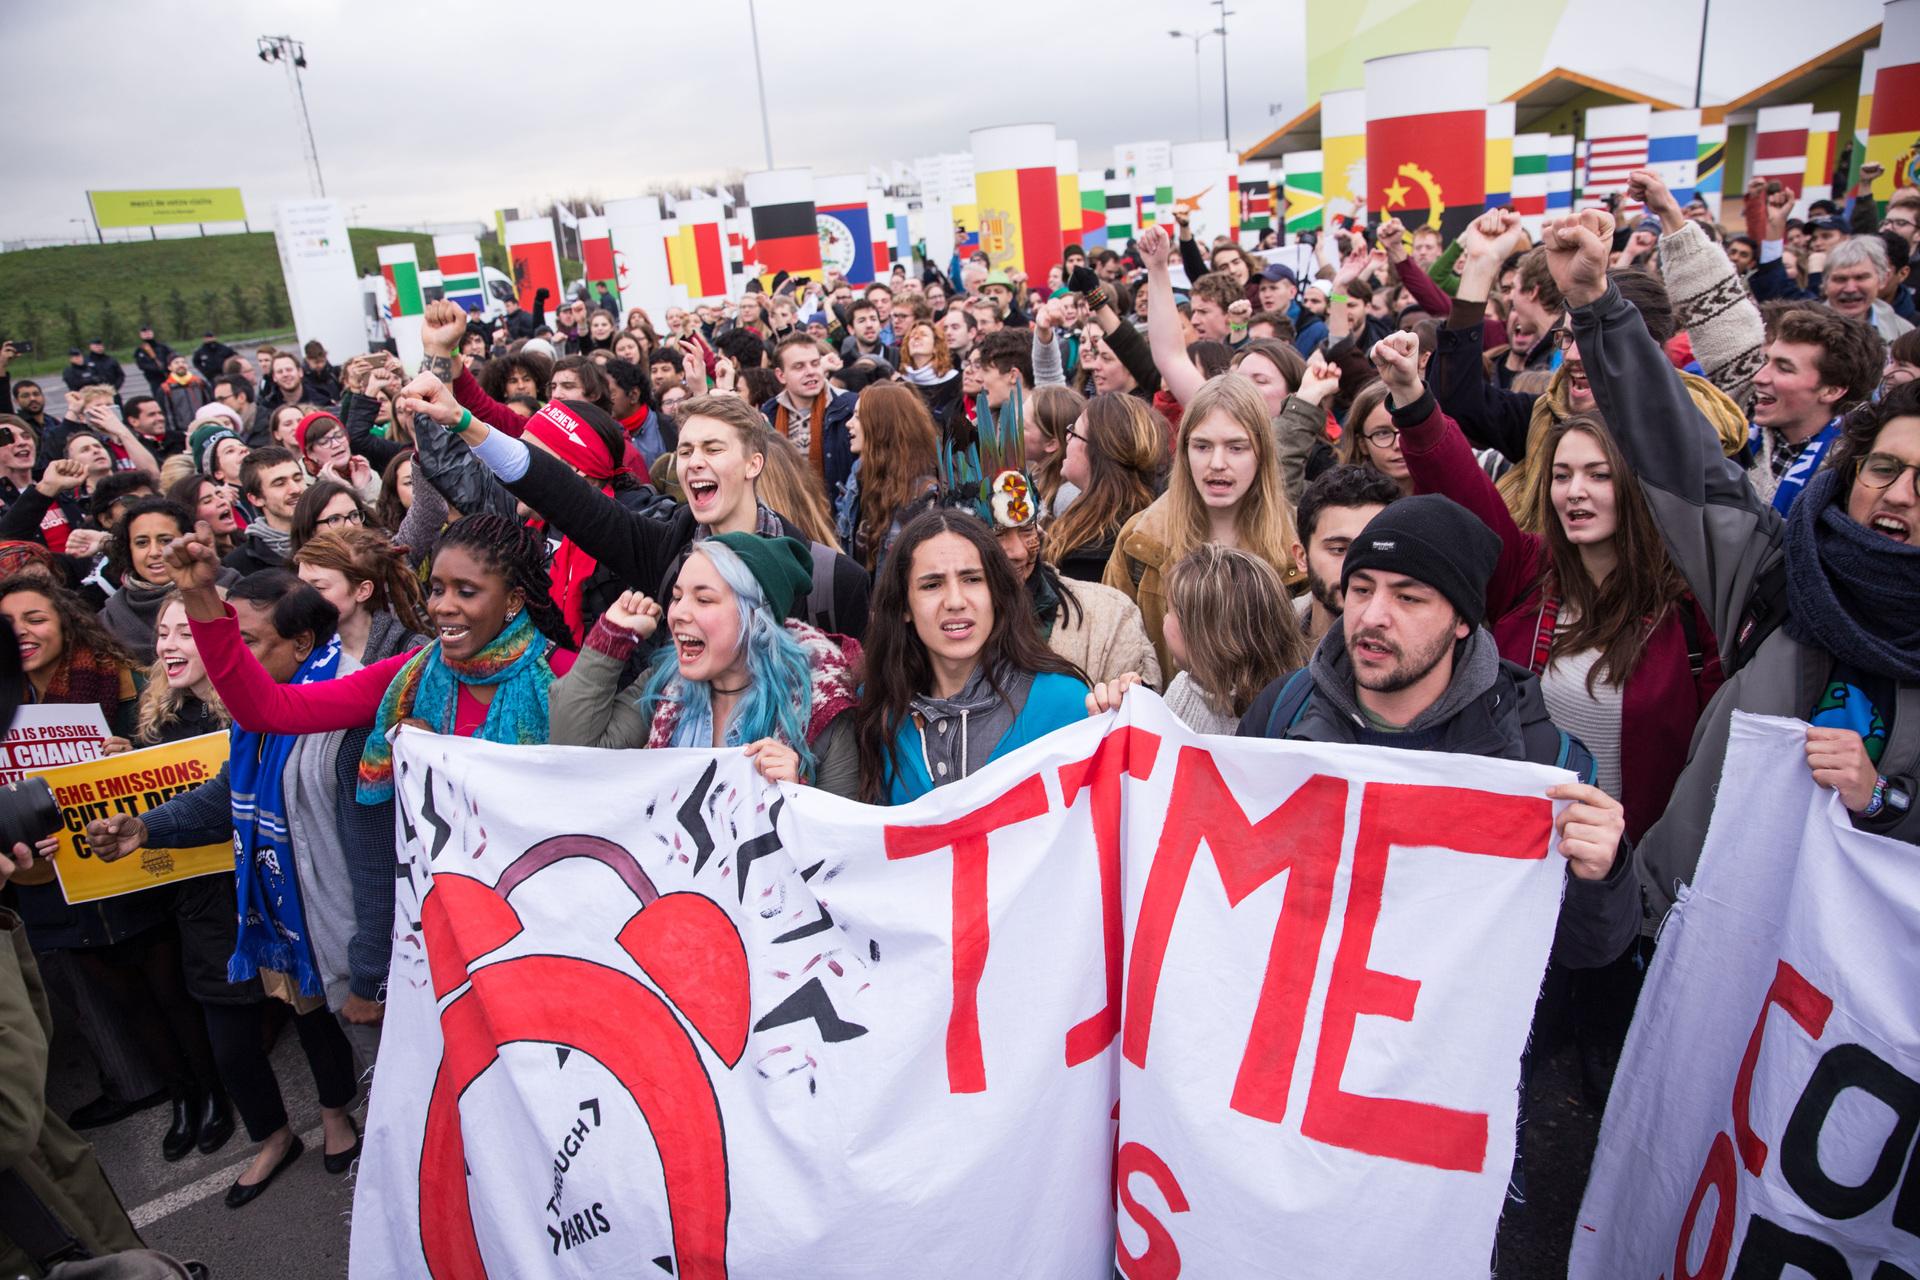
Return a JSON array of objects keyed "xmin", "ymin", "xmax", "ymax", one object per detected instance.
[{"xmin": 295, "ymin": 410, "xmax": 343, "ymax": 455}]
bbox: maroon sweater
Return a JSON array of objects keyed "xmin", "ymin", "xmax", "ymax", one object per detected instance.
[{"xmin": 1394, "ymin": 389, "xmax": 1723, "ymax": 844}]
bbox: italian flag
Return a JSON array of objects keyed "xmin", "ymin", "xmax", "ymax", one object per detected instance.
[{"xmin": 377, "ymin": 244, "xmax": 423, "ymax": 319}]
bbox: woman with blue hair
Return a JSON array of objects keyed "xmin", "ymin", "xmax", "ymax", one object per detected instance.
[{"xmin": 549, "ymin": 532, "xmax": 862, "ymax": 797}]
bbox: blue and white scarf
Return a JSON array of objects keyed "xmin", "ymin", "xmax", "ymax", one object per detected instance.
[
  {"xmin": 228, "ymin": 636, "xmax": 342, "ymax": 996},
  {"xmin": 1752, "ymin": 416, "xmax": 1842, "ymax": 516}
]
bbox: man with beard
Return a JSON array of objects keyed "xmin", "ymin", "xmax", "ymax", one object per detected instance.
[
  {"xmin": 6, "ymin": 375, "xmax": 54, "ymax": 440},
  {"xmin": 1288, "ymin": 465, "xmax": 1401, "ymax": 641},
  {"xmin": 1238, "ymin": 492, "xmax": 1634, "ymax": 970}
]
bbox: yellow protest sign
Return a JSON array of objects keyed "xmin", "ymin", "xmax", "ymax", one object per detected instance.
[
  {"xmin": 88, "ymin": 188, "xmax": 247, "ymax": 229},
  {"xmin": 44, "ymin": 733, "xmax": 231, "ymax": 904}
]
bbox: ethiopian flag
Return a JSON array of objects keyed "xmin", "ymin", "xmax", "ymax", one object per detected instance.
[
  {"xmin": 377, "ymin": 244, "xmax": 423, "ymax": 319},
  {"xmin": 1364, "ymin": 49, "xmax": 1486, "ymax": 239}
]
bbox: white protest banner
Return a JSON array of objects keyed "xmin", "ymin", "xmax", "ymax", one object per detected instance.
[
  {"xmin": 0, "ymin": 704, "xmax": 111, "ymax": 786},
  {"xmin": 1572, "ymin": 713, "xmax": 1920, "ymax": 1280},
  {"xmin": 352, "ymin": 691, "xmax": 1572, "ymax": 1278},
  {"xmin": 273, "ymin": 199, "xmax": 366, "ymax": 367}
]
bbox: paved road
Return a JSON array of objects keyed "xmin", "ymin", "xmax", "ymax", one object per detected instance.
[{"xmin": 47, "ymin": 1012, "xmax": 358, "ymax": 1278}]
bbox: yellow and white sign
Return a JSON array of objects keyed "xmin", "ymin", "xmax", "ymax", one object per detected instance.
[
  {"xmin": 88, "ymin": 188, "xmax": 247, "ymax": 229},
  {"xmin": 45, "ymin": 732, "xmax": 232, "ymax": 904}
]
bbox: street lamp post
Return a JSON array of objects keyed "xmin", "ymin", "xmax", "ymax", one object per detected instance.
[
  {"xmin": 257, "ymin": 35, "xmax": 325, "ymax": 198},
  {"xmin": 746, "ymin": 0, "xmax": 776, "ymax": 169},
  {"xmin": 1213, "ymin": 0, "xmax": 1234, "ymax": 147}
]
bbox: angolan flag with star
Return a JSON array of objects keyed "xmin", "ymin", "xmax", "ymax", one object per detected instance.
[{"xmin": 1364, "ymin": 51, "xmax": 1486, "ymax": 240}]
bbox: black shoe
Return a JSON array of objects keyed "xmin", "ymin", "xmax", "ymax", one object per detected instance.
[
  {"xmin": 162, "ymin": 1093, "xmax": 200, "ymax": 1162},
  {"xmin": 196, "ymin": 1091, "xmax": 235, "ymax": 1156},
  {"xmin": 323, "ymin": 1116, "xmax": 362, "ymax": 1175},
  {"xmin": 68, "ymin": 1088, "xmax": 169, "ymax": 1131},
  {"xmin": 225, "ymin": 1135, "xmax": 303, "ymax": 1209}
]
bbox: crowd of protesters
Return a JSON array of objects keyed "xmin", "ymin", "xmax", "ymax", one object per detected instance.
[{"xmin": 0, "ymin": 150, "xmax": 1915, "ymax": 1275}]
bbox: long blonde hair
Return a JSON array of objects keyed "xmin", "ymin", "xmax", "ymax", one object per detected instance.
[
  {"xmin": 1162, "ymin": 374, "xmax": 1298, "ymax": 578},
  {"xmin": 1166, "ymin": 544, "xmax": 1307, "ymax": 717},
  {"xmin": 753, "ymin": 430, "xmax": 842, "ymax": 551},
  {"xmin": 135, "ymin": 594, "xmax": 231, "ymax": 745}
]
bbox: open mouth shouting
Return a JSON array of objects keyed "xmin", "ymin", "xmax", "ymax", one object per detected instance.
[
  {"xmin": 1564, "ymin": 362, "xmax": 1590, "ymax": 398},
  {"xmin": 1868, "ymin": 511, "xmax": 1912, "ymax": 543},
  {"xmin": 162, "ymin": 655, "xmax": 190, "ymax": 680},
  {"xmin": 673, "ymin": 631, "xmax": 708, "ymax": 664},
  {"xmin": 686, "ymin": 477, "xmax": 720, "ymax": 513}
]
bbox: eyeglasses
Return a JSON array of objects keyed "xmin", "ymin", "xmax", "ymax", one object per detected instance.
[
  {"xmin": 1065, "ymin": 425, "xmax": 1088, "ymax": 443},
  {"xmin": 1553, "ymin": 328, "xmax": 1577, "ymax": 350},
  {"xmin": 1883, "ymin": 217, "xmax": 1918, "ymax": 232},
  {"xmin": 317, "ymin": 509, "xmax": 365, "ymax": 529},
  {"xmin": 1364, "ymin": 426, "xmax": 1401, "ymax": 448},
  {"xmin": 1856, "ymin": 452, "xmax": 1920, "ymax": 490}
]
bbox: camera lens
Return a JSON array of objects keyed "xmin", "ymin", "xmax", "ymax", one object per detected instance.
[{"xmin": 0, "ymin": 779, "xmax": 64, "ymax": 854}]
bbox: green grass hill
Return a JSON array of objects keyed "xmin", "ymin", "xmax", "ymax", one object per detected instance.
[{"xmin": 0, "ymin": 228, "xmax": 458, "ymax": 377}]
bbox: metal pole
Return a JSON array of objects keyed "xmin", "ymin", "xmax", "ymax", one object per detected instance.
[
  {"xmin": 1215, "ymin": 1, "xmax": 1233, "ymax": 147},
  {"xmin": 746, "ymin": 0, "xmax": 776, "ymax": 169},
  {"xmin": 290, "ymin": 51, "xmax": 325, "ymax": 197},
  {"xmin": 1692, "ymin": 0, "xmax": 1710, "ymax": 109},
  {"xmin": 1193, "ymin": 38, "xmax": 1204, "ymax": 141}
]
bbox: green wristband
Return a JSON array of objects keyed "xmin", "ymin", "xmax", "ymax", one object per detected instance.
[
  {"xmin": 454, "ymin": 408, "xmax": 474, "ymax": 435},
  {"xmin": 1329, "ymin": 293, "xmax": 1349, "ymax": 305}
]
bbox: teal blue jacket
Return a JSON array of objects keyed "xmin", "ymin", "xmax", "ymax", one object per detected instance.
[{"xmin": 884, "ymin": 672, "xmax": 1090, "ymax": 805}]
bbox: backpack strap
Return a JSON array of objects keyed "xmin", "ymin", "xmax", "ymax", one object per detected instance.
[
  {"xmin": 1261, "ymin": 668, "xmax": 1317, "ymax": 739},
  {"xmin": 805, "ymin": 541, "xmax": 838, "ymax": 634},
  {"xmin": 1527, "ymin": 593, "xmax": 1561, "ymax": 676},
  {"xmin": 1726, "ymin": 559, "xmax": 1790, "ymax": 679}
]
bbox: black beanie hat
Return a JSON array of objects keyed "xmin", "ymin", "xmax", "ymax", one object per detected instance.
[{"xmin": 1340, "ymin": 494, "xmax": 1501, "ymax": 627}]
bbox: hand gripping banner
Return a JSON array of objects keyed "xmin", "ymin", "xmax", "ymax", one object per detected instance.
[{"xmin": 352, "ymin": 691, "xmax": 1576, "ymax": 1278}]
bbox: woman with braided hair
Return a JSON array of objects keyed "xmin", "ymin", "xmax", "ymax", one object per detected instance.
[{"xmin": 152, "ymin": 512, "xmax": 577, "ymax": 805}]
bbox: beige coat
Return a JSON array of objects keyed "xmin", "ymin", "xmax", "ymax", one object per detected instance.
[{"xmin": 1049, "ymin": 578, "xmax": 1162, "ymax": 689}]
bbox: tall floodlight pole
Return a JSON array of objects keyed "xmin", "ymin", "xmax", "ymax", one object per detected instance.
[
  {"xmin": 257, "ymin": 35, "xmax": 325, "ymax": 198},
  {"xmin": 1168, "ymin": 30, "xmax": 1211, "ymax": 140},
  {"xmin": 1214, "ymin": 0, "xmax": 1234, "ymax": 147},
  {"xmin": 1692, "ymin": 0, "xmax": 1712, "ymax": 108},
  {"xmin": 747, "ymin": 0, "xmax": 776, "ymax": 169}
]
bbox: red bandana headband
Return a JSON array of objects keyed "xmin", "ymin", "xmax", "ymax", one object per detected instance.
[{"xmin": 526, "ymin": 402, "xmax": 617, "ymax": 482}]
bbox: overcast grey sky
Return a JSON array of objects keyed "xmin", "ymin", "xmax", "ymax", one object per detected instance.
[{"xmin": 2, "ymin": 0, "xmax": 1886, "ymax": 241}]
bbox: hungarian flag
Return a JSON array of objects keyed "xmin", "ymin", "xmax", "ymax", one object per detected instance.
[
  {"xmin": 1868, "ymin": 13, "xmax": 1920, "ymax": 206},
  {"xmin": 433, "ymin": 234, "xmax": 485, "ymax": 313},
  {"xmin": 1365, "ymin": 51, "xmax": 1486, "ymax": 238},
  {"xmin": 744, "ymin": 169, "xmax": 822, "ymax": 286},
  {"xmin": 377, "ymin": 244, "xmax": 424, "ymax": 319},
  {"xmin": 579, "ymin": 216, "xmax": 618, "ymax": 307},
  {"xmin": 972, "ymin": 124, "xmax": 1063, "ymax": 282}
]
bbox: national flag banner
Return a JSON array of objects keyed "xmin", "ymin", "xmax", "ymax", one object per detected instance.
[
  {"xmin": 351, "ymin": 690, "xmax": 1574, "ymax": 1279},
  {"xmin": 1238, "ymin": 162, "xmax": 1275, "ymax": 236},
  {"xmin": 603, "ymin": 196, "xmax": 673, "ymax": 322},
  {"xmin": 578, "ymin": 216, "xmax": 618, "ymax": 308},
  {"xmin": 814, "ymin": 174, "xmax": 879, "ymax": 286},
  {"xmin": 971, "ymin": 122, "xmax": 1064, "ymax": 282},
  {"xmin": 1867, "ymin": 0, "xmax": 1920, "ymax": 206},
  {"xmin": 1754, "ymin": 103, "xmax": 1815, "ymax": 205},
  {"xmin": 432, "ymin": 233, "xmax": 485, "ymax": 313},
  {"xmin": 1112, "ymin": 140, "xmax": 1173, "ymax": 178},
  {"xmin": 744, "ymin": 167, "xmax": 823, "ymax": 287},
  {"xmin": 1323, "ymin": 87, "xmax": 1368, "ymax": 225},
  {"xmin": 1170, "ymin": 140, "xmax": 1236, "ymax": 243},
  {"xmin": 1694, "ymin": 123, "xmax": 1727, "ymax": 221},
  {"xmin": 1134, "ymin": 173, "xmax": 1174, "ymax": 231},
  {"xmin": 1103, "ymin": 173, "xmax": 1133, "ymax": 246},
  {"xmin": 1283, "ymin": 149, "xmax": 1325, "ymax": 234},
  {"xmin": 1512, "ymin": 132, "xmax": 1550, "ymax": 233},
  {"xmin": 664, "ymin": 198, "xmax": 730, "ymax": 303},
  {"xmin": 504, "ymin": 218, "xmax": 561, "ymax": 316},
  {"xmin": 1852, "ymin": 45, "xmax": 1883, "ymax": 190},
  {"xmin": 725, "ymin": 216, "xmax": 747, "ymax": 282},
  {"xmin": 1580, "ymin": 102, "xmax": 1651, "ymax": 213},
  {"xmin": 1546, "ymin": 134, "xmax": 1576, "ymax": 215},
  {"xmin": 1804, "ymin": 110, "xmax": 1842, "ymax": 207},
  {"xmin": 867, "ymin": 191, "xmax": 893, "ymax": 278},
  {"xmin": 1573, "ymin": 141, "xmax": 1587, "ymax": 209},
  {"xmin": 377, "ymin": 243, "xmax": 424, "ymax": 320},
  {"xmin": 1570, "ymin": 713, "xmax": 1920, "ymax": 1280},
  {"xmin": 1078, "ymin": 171, "xmax": 1110, "ymax": 249},
  {"xmin": 888, "ymin": 203, "xmax": 912, "ymax": 273},
  {"xmin": 1056, "ymin": 140, "xmax": 1082, "ymax": 253},
  {"xmin": 1485, "ymin": 101, "xmax": 1516, "ymax": 207},
  {"xmin": 1649, "ymin": 108, "xmax": 1701, "ymax": 205},
  {"xmin": 952, "ymin": 203, "xmax": 981, "ymax": 259},
  {"xmin": 1365, "ymin": 48, "xmax": 1487, "ymax": 238}
]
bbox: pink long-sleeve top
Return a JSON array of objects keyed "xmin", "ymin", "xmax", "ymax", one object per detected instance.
[{"xmin": 189, "ymin": 605, "xmax": 574, "ymax": 738}]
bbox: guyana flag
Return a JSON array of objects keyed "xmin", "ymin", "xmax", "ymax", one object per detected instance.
[
  {"xmin": 1283, "ymin": 151, "xmax": 1324, "ymax": 234},
  {"xmin": 377, "ymin": 244, "xmax": 423, "ymax": 319},
  {"xmin": 1364, "ymin": 50, "xmax": 1486, "ymax": 239}
]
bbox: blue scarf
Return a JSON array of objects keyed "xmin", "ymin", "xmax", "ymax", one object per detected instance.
[
  {"xmin": 1752, "ymin": 417, "xmax": 1842, "ymax": 515},
  {"xmin": 228, "ymin": 636, "xmax": 342, "ymax": 996}
]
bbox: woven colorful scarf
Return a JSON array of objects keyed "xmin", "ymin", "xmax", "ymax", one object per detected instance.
[{"xmin": 356, "ymin": 607, "xmax": 554, "ymax": 802}]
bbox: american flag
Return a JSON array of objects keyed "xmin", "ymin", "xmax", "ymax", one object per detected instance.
[{"xmin": 1580, "ymin": 133, "xmax": 1648, "ymax": 214}]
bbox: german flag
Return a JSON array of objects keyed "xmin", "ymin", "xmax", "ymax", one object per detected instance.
[
  {"xmin": 744, "ymin": 169, "xmax": 822, "ymax": 286},
  {"xmin": 1364, "ymin": 48, "xmax": 1487, "ymax": 239}
]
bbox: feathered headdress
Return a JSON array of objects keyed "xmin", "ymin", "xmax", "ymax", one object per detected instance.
[{"xmin": 939, "ymin": 382, "xmax": 1037, "ymax": 531}]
